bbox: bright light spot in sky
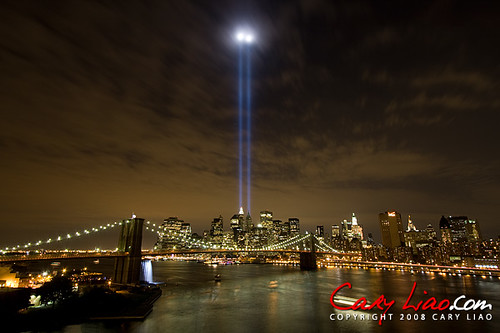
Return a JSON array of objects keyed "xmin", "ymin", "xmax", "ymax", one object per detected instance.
[{"xmin": 235, "ymin": 30, "xmax": 255, "ymax": 44}]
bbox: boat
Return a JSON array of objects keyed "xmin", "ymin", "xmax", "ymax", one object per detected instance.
[
  {"xmin": 268, "ymin": 280, "xmax": 278, "ymax": 288},
  {"xmin": 50, "ymin": 262, "xmax": 61, "ymax": 267},
  {"xmin": 93, "ymin": 259, "xmax": 100, "ymax": 264},
  {"xmin": 214, "ymin": 274, "xmax": 221, "ymax": 282}
]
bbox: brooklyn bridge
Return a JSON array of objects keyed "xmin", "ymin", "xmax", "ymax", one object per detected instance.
[
  {"xmin": 0, "ymin": 216, "xmax": 358, "ymax": 284},
  {"xmin": 2, "ymin": 216, "xmax": 499, "ymax": 282}
]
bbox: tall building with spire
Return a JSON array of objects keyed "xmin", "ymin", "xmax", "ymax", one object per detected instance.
[
  {"xmin": 340, "ymin": 213, "xmax": 363, "ymax": 241},
  {"xmin": 407, "ymin": 215, "xmax": 417, "ymax": 231},
  {"xmin": 351, "ymin": 213, "xmax": 364, "ymax": 240},
  {"xmin": 403, "ymin": 216, "xmax": 436, "ymax": 253},
  {"xmin": 230, "ymin": 208, "xmax": 244, "ymax": 230}
]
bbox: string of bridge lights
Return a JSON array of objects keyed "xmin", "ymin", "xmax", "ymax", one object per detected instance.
[
  {"xmin": 313, "ymin": 235, "xmax": 337, "ymax": 252},
  {"xmin": 154, "ymin": 229, "xmax": 217, "ymax": 250},
  {"xmin": 1, "ymin": 220, "xmax": 159, "ymax": 253},
  {"xmin": 155, "ymin": 231, "xmax": 311, "ymax": 252},
  {"xmin": 156, "ymin": 232, "xmax": 317, "ymax": 252},
  {"xmin": 314, "ymin": 242, "xmax": 330, "ymax": 252},
  {"xmin": 263, "ymin": 234, "xmax": 310, "ymax": 251},
  {"xmin": 2, "ymin": 220, "xmax": 338, "ymax": 254}
]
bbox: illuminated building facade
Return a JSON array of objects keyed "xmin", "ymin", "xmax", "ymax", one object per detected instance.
[
  {"xmin": 379, "ymin": 211, "xmax": 404, "ymax": 248},
  {"xmin": 340, "ymin": 218, "xmax": 352, "ymax": 239},
  {"xmin": 154, "ymin": 217, "xmax": 192, "ymax": 250},
  {"xmin": 289, "ymin": 218, "xmax": 300, "ymax": 236},
  {"xmin": 351, "ymin": 213, "xmax": 364, "ymax": 240},
  {"xmin": 230, "ymin": 208, "xmax": 244, "ymax": 232},
  {"xmin": 403, "ymin": 216, "xmax": 437, "ymax": 253},
  {"xmin": 271, "ymin": 219, "xmax": 282, "ymax": 242},
  {"xmin": 280, "ymin": 220, "xmax": 291, "ymax": 241},
  {"xmin": 230, "ymin": 208, "xmax": 245, "ymax": 243},
  {"xmin": 465, "ymin": 219, "xmax": 482, "ymax": 242},
  {"xmin": 440, "ymin": 216, "xmax": 471, "ymax": 243},
  {"xmin": 406, "ymin": 215, "xmax": 417, "ymax": 231},
  {"xmin": 339, "ymin": 213, "xmax": 363, "ymax": 241},
  {"xmin": 244, "ymin": 213, "xmax": 253, "ymax": 232},
  {"xmin": 331, "ymin": 225, "xmax": 340, "ymax": 238},
  {"xmin": 260, "ymin": 210, "xmax": 273, "ymax": 230},
  {"xmin": 316, "ymin": 225, "xmax": 324, "ymax": 238},
  {"xmin": 210, "ymin": 215, "xmax": 224, "ymax": 244}
]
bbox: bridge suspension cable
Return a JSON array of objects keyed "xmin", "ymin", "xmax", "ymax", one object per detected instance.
[
  {"xmin": 3, "ymin": 219, "xmax": 339, "ymax": 254},
  {"xmin": 313, "ymin": 235, "xmax": 338, "ymax": 253},
  {"xmin": 1, "ymin": 220, "xmax": 154, "ymax": 253},
  {"xmin": 258, "ymin": 234, "xmax": 310, "ymax": 251}
]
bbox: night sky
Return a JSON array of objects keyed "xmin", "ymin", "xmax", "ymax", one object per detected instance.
[{"xmin": 1, "ymin": 1, "xmax": 499, "ymax": 248}]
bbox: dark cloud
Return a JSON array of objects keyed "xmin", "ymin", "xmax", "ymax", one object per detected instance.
[{"xmin": 1, "ymin": 0, "xmax": 499, "ymax": 248}]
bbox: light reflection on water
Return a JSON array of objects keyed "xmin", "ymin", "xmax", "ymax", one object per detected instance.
[{"xmin": 59, "ymin": 261, "xmax": 499, "ymax": 333}]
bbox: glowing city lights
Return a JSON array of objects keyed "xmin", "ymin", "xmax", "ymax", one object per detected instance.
[{"xmin": 0, "ymin": 215, "xmax": 338, "ymax": 255}]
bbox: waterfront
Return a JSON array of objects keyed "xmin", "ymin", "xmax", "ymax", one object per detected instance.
[{"xmin": 51, "ymin": 260, "xmax": 500, "ymax": 333}]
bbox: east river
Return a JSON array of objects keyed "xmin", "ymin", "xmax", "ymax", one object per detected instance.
[{"xmin": 44, "ymin": 260, "xmax": 499, "ymax": 333}]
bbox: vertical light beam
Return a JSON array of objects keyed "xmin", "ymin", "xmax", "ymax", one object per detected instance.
[
  {"xmin": 238, "ymin": 44, "xmax": 244, "ymax": 210},
  {"xmin": 246, "ymin": 44, "xmax": 252, "ymax": 214}
]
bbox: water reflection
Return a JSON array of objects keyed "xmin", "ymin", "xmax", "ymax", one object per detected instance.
[{"xmin": 62, "ymin": 261, "xmax": 499, "ymax": 333}]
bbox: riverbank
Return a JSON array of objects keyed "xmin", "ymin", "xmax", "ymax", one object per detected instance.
[{"xmin": 8, "ymin": 286, "xmax": 162, "ymax": 332}]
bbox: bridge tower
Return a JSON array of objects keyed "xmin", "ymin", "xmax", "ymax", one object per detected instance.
[
  {"xmin": 113, "ymin": 215, "xmax": 144, "ymax": 285},
  {"xmin": 299, "ymin": 234, "xmax": 317, "ymax": 270}
]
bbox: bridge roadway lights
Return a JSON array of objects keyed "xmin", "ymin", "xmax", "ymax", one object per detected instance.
[{"xmin": 113, "ymin": 216, "xmax": 144, "ymax": 285}]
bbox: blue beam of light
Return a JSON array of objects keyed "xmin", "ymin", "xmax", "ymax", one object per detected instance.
[
  {"xmin": 246, "ymin": 44, "xmax": 252, "ymax": 214},
  {"xmin": 238, "ymin": 44, "xmax": 243, "ymax": 210}
]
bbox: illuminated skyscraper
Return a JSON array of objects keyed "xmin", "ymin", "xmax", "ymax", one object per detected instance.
[
  {"xmin": 271, "ymin": 219, "xmax": 282, "ymax": 242},
  {"xmin": 340, "ymin": 219, "xmax": 352, "ymax": 238},
  {"xmin": 210, "ymin": 215, "xmax": 224, "ymax": 244},
  {"xmin": 230, "ymin": 208, "xmax": 245, "ymax": 244},
  {"xmin": 282, "ymin": 220, "xmax": 291, "ymax": 235},
  {"xmin": 440, "ymin": 216, "xmax": 480, "ymax": 243},
  {"xmin": 316, "ymin": 225, "xmax": 324, "ymax": 237},
  {"xmin": 244, "ymin": 213, "xmax": 253, "ymax": 232},
  {"xmin": 340, "ymin": 213, "xmax": 363, "ymax": 241},
  {"xmin": 260, "ymin": 210, "xmax": 273, "ymax": 230},
  {"xmin": 155, "ymin": 217, "xmax": 192, "ymax": 250},
  {"xmin": 403, "ymin": 218, "xmax": 436, "ymax": 252},
  {"xmin": 331, "ymin": 225, "xmax": 340, "ymax": 238},
  {"xmin": 289, "ymin": 218, "xmax": 300, "ymax": 236},
  {"xmin": 465, "ymin": 219, "xmax": 482, "ymax": 242},
  {"xmin": 379, "ymin": 211, "xmax": 404, "ymax": 248},
  {"xmin": 230, "ymin": 208, "xmax": 244, "ymax": 232},
  {"xmin": 439, "ymin": 216, "xmax": 452, "ymax": 243},
  {"xmin": 407, "ymin": 215, "xmax": 417, "ymax": 231},
  {"xmin": 351, "ymin": 213, "xmax": 364, "ymax": 240}
]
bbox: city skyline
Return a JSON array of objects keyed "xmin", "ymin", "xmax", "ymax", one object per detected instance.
[
  {"xmin": 0, "ymin": 209, "xmax": 490, "ymax": 251},
  {"xmin": 2, "ymin": 1, "xmax": 500, "ymax": 247}
]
